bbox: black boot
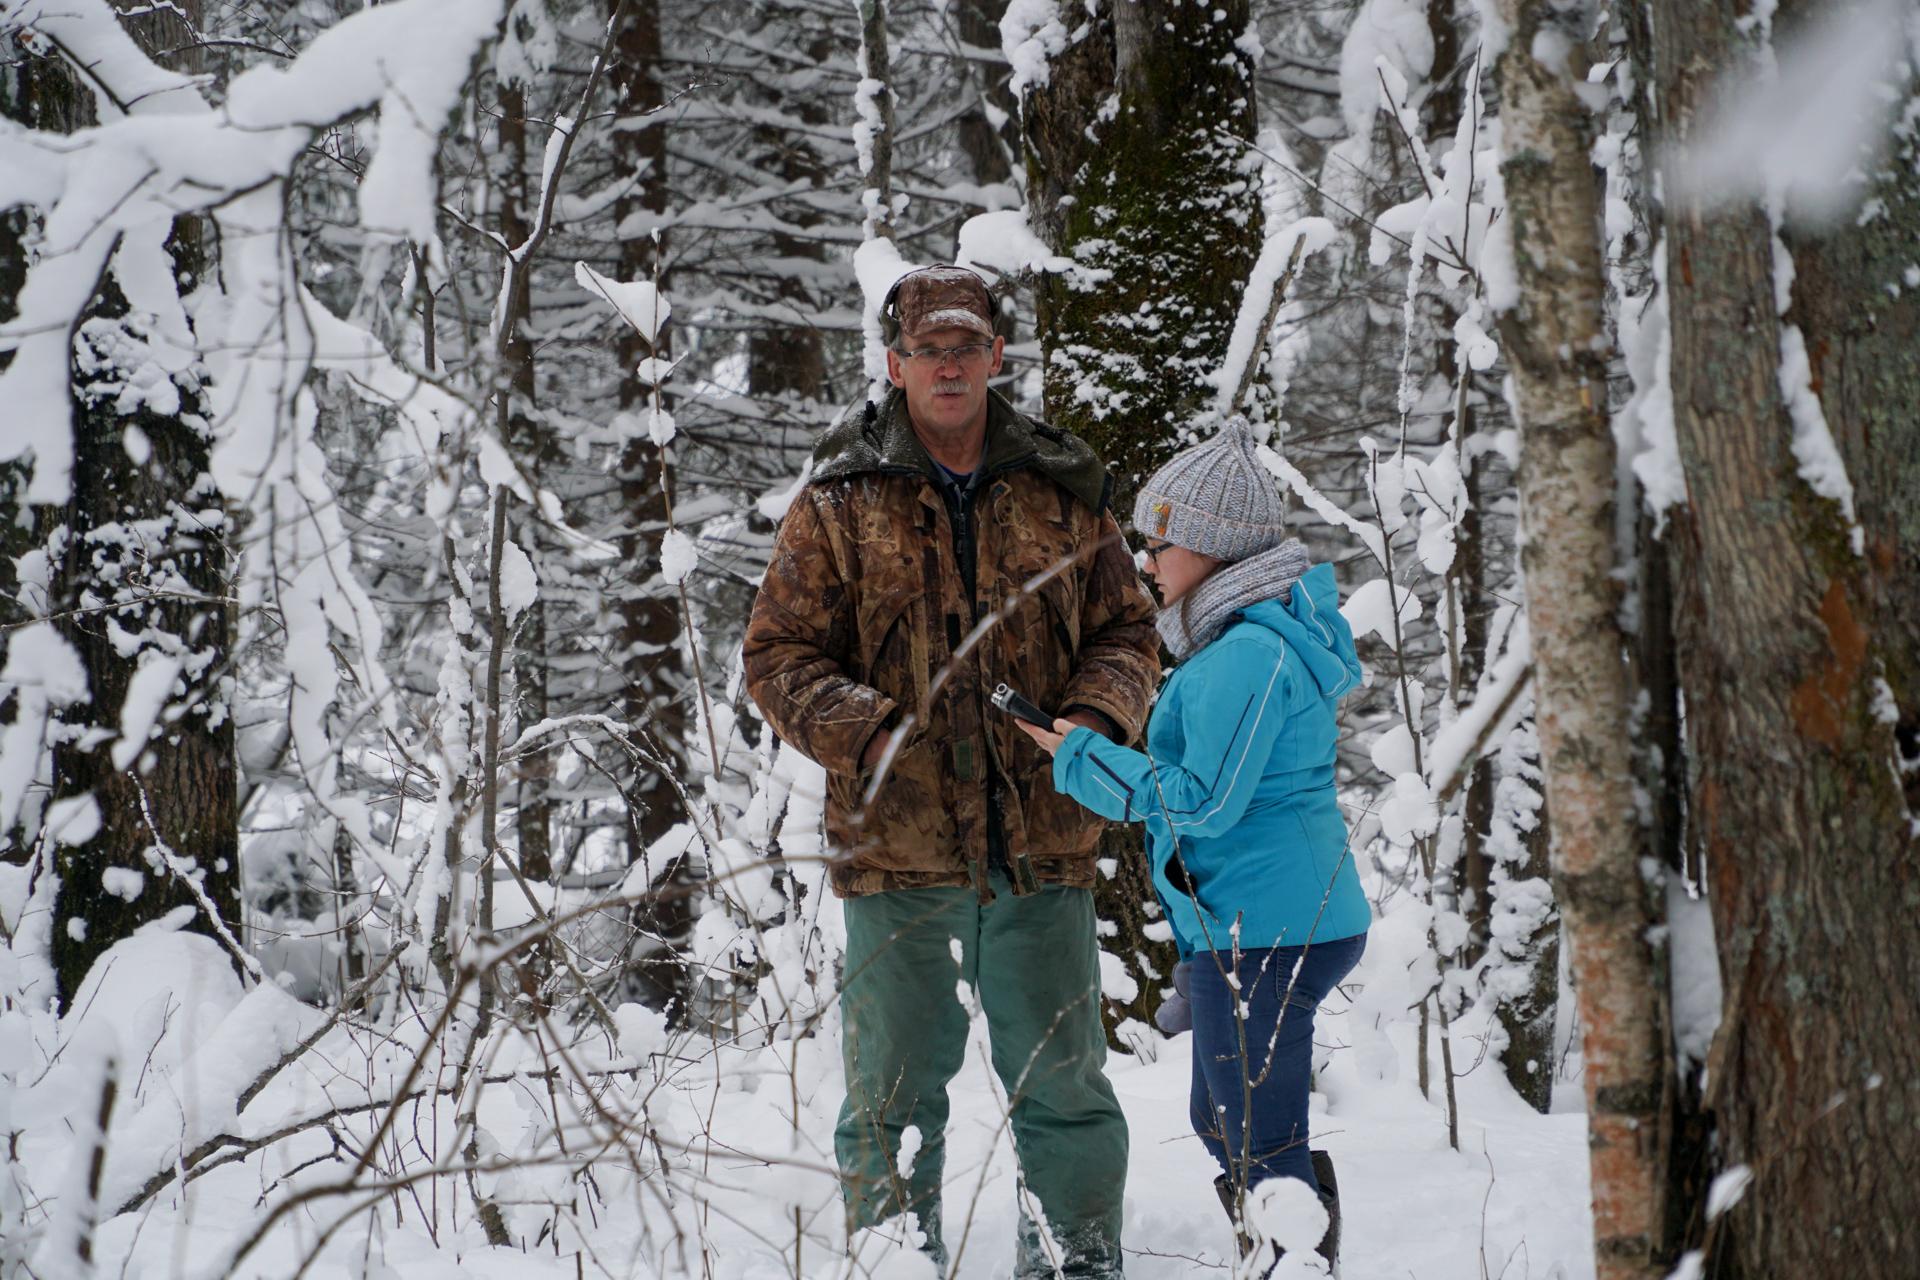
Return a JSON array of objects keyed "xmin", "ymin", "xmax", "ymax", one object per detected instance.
[
  {"xmin": 1218, "ymin": 1165, "xmax": 1339, "ymax": 1278},
  {"xmin": 1214, "ymin": 1174, "xmax": 1281, "ymax": 1277},
  {"xmin": 1310, "ymin": 1149, "xmax": 1341, "ymax": 1276},
  {"xmin": 1213, "ymin": 1173, "xmax": 1254, "ymax": 1259}
]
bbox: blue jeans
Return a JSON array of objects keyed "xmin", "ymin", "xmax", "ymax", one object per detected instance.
[{"xmin": 1186, "ymin": 933, "xmax": 1366, "ymax": 1195}]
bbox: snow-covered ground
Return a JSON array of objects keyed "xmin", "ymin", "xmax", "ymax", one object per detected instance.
[
  {"xmin": 3, "ymin": 898, "xmax": 1594, "ymax": 1280},
  {"xmin": 847, "ymin": 993, "xmax": 1596, "ymax": 1279}
]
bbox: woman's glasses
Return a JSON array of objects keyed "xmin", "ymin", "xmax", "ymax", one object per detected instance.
[{"xmin": 1142, "ymin": 539, "xmax": 1174, "ymax": 562}]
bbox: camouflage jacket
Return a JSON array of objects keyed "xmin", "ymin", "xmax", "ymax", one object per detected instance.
[{"xmin": 744, "ymin": 388, "xmax": 1159, "ymax": 900}]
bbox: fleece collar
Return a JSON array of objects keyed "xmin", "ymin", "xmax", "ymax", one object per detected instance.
[{"xmin": 811, "ymin": 387, "xmax": 1110, "ymax": 513}]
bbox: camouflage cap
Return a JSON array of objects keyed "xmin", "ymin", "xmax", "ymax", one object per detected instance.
[{"xmin": 885, "ymin": 266, "xmax": 996, "ymax": 343}]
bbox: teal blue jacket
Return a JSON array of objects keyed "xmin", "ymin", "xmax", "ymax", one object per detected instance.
[{"xmin": 1052, "ymin": 563, "xmax": 1371, "ymax": 956}]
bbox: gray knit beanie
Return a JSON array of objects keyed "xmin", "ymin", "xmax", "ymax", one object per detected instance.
[{"xmin": 1132, "ymin": 416, "xmax": 1289, "ymax": 562}]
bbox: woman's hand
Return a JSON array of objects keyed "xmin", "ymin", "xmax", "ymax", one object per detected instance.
[{"xmin": 1017, "ymin": 717, "xmax": 1080, "ymax": 757}]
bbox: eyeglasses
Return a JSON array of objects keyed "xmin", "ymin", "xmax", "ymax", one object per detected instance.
[
  {"xmin": 895, "ymin": 342, "xmax": 994, "ymax": 366},
  {"xmin": 1142, "ymin": 539, "xmax": 1174, "ymax": 561}
]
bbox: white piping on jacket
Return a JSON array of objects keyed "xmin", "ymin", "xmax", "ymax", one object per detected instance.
[{"xmin": 1164, "ymin": 646, "xmax": 1287, "ymax": 832}]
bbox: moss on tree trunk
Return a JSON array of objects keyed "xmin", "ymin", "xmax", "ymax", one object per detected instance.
[
  {"xmin": 1017, "ymin": 0, "xmax": 1264, "ymax": 1036},
  {"xmin": 1023, "ymin": 0, "xmax": 1265, "ymax": 511}
]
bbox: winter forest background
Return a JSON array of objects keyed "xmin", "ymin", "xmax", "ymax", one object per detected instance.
[{"xmin": 2, "ymin": 0, "xmax": 1917, "ymax": 1276}]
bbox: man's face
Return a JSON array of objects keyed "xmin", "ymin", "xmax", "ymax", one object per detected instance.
[{"xmin": 886, "ymin": 325, "xmax": 1005, "ymax": 435}]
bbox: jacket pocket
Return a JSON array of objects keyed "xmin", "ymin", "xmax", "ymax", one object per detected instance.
[
  {"xmin": 1018, "ymin": 753, "xmax": 1104, "ymax": 858},
  {"xmin": 856, "ymin": 591, "xmax": 929, "ymax": 719},
  {"xmin": 826, "ymin": 734, "xmax": 961, "ymax": 872}
]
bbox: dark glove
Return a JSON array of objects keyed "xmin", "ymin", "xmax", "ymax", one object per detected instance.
[{"xmin": 1155, "ymin": 960, "xmax": 1194, "ymax": 1034}]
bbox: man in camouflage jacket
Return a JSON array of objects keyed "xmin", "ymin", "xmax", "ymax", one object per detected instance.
[{"xmin": 744, "ymin": 266, "xmax": 1157, "ymax": 1276}]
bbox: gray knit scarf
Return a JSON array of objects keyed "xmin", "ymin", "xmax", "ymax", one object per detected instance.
[{"xmin": 1156, "ymin": 538, "xmax": 1312, "ymax": 662}]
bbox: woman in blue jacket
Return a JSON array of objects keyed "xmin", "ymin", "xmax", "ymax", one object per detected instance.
[{"xmin": 1020, "ymin": 419, "xmax": 1369, "ymax": 1273}]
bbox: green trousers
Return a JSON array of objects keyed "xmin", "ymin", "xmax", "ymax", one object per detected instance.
[{"xmin": 836, "ymin": 872, "xmax": 1128, "ymax": 1277}]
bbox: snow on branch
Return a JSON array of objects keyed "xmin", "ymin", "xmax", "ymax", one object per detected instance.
[
  {"xmin": 0, "ymin": 0, "xmax": 208, "ymax": 120},
  {"xmin": 0, "ymin": 0, "xmax": 508, "ymax": 503},
  {"xmin": 956, "ymin": 208, "xmax": 1080, "ymax": 282},
  {"xmin": 1424, "ymin": 618, "xmax": 1533, "ymax": 806},
  {"xmin": 1257, "ymin": 442, "xmax": 1388, "ymax": 566},
  {"xmin": 1209, "ymin": 216, "xmax": 1338, "ymax": 418},
  {"xmin": 1000, "ymin": 0, "xmax": 1077, "ymax": 97}
]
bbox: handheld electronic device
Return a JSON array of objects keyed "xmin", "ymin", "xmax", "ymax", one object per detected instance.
[{"xmin": 990, "ymin": 683, "xmax": 1055, "ymax": 730}]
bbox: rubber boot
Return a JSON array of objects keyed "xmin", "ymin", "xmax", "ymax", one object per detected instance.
[
  {"xmin": 1213, "ymin": 1174, "xmax": 1259, "ymax": 1274},
  {"xmin": 1214, "ymin": 1173, "xmax": 1254, "ymax": 1259},
  {"xmin": 1310, "ymin": 1149, "xmax": 1341, "ymax": 1277},
  {"xmin": 1215, "ymin": 1175, "xmax": 1280, "ymax": 1277},
  {"xmin": 1218, "ymin": 1163, "xmax": 1340, "ymax": 1278}
]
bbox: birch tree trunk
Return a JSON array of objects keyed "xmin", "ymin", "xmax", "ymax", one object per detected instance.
[
  {"xmin": 1649, "ymin": 2, "xmax": 1920, "ymax": 1271},
  {"xmin": 1492, "ymin": 1, "xmax": 1667, "ymax": 1273}
]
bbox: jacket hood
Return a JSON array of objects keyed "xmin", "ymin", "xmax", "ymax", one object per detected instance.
[
  {"xmin": 810, "ymin": 387, "xmax": 1111, "ymax": 513},
  {"xmin": 1235, "ymin": 563, "xmax": 1363, "ymax": 700}
]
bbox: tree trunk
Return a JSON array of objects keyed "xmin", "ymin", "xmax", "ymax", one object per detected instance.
[
  {"xmin": 609, "ymin": 0, "xmax": 694, "ymax": 1011},
  {"xmin": 611, "ymin": 0, "xmax": 685, "ymax": 852},
  {"xmin": 1650, "ymin": 3, "xmax": 1920, "ymax": 1272},
  {"xmin": 1424, "ymin": 0, "xmax": 1508, "ymax": 988},
  {"xmin": 1774, "ymin": 39, "xmax": 1920, "ymax": 811},
  {"xmin": 47, "ymin": 265, "xmax": 239, "ymax": 1007},
  {"xmin": 1016, "ymin": 0, "xmax": 1264, "ymax": 1035},
  {"xmin": 1636, "ymin": 516, "xmax": 1690, "ymax": 883},
  {"xmin": 855, "ymin": 0, "xmax": 895, "ymax": 244},
  {"xmin": 0, "ymin": 40, "xmax": 87, "ymax": 859},
  {"xmin": 40, "ymin": 0, "xmax": 239, "ymax": 1007},
  {"xmin": 954, "ymin": 0, "xmax": 1020, "ymax": 209},
  {"xmin": 496, "ymin": 78, "xmax": 554, "ymax": 887},
  {"xmin": 1492, "ymin": 1, "xmax": 1667, "ymax": 1273},
  {"xmin": 1022, "ymin": 0, "xmax": 1264, "ymax": 503},
  {"xmin": 955, "ymin": 0, "xmax": 1019, "ymax": 348},
  {"xmin": 1492, "ymin": 722, "xmax": 1560, "ymax": 1115},
  {"xmin": 1455, "ymin": 488, "xmax": 1495, "ymax": 963},
  {"xmin": 745, "ymin": 12, "xmax": 830, "ymax": 405}
]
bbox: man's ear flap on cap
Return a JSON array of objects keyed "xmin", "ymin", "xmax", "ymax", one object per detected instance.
[{"xmin": 879, "ymin": 275, "xmax": 904, "ymax": 347}]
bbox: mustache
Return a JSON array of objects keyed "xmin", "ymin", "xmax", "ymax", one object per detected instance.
[{"xmin": 932, "ymin": 377, "xmax": 970, "ymax": 395}]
